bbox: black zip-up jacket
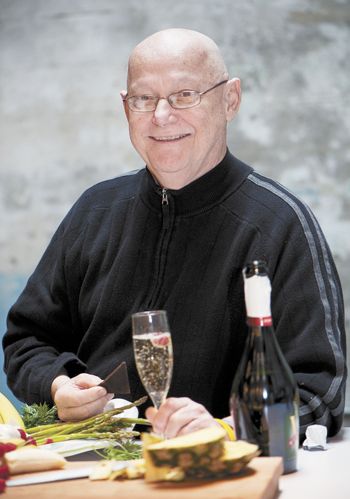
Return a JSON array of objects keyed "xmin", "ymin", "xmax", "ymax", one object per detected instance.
[{"xmin": 3, "ymin": 150, "xmax": 347, "ymax": 435}]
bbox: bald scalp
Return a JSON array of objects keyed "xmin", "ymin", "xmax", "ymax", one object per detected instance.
[{"xmin": 127, "ymin": 29, "xmax": 228, "ymax": 88}]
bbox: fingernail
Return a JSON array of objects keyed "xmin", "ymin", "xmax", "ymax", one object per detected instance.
[{"xmin": 97, "ymin": 387, "xmax": 107, "ymax": 396}]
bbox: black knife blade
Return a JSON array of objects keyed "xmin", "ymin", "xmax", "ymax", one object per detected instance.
[{"xmin": 98, "ymin": 361, "xmax": 131, "ymax": 395}]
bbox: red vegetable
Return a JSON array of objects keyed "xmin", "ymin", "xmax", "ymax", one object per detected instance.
[
  {"xmin": 0, "ymin": 477, "xmax": 6, "ymax": 493},
  {"xmin": 0, "ymin": 443, "xmax": 17, "ymax": 457},
  {"xmin": 0, "ymin": 465, "xmax": 9, "ymax": 480}
]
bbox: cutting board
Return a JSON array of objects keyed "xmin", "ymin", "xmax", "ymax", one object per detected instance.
[{"xmin": 5, "ymin": 457, "xmax": 283, "ymax": 499}]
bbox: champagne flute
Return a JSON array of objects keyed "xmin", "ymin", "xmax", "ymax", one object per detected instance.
[{"xmin": 132, "ymin": 310, "xmax": 173, "ymax": 409}]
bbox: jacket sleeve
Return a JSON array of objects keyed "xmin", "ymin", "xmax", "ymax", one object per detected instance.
[
  {"xmin": 2, "ymin": 208, "xmax": 87, "ymax": 404},
  {"xmin": 268, "ymin": 198, "xmax": 347, "ymax": 437}
]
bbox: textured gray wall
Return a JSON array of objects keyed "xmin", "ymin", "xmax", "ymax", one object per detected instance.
[{"xmin": 1, "ymin": 0, "xmax": 349, "ymax": 409}]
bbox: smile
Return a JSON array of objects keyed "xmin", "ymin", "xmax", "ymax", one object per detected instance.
[{"xmin": 150, "ymin": 133, "xmax": 191, "ymax": 142}]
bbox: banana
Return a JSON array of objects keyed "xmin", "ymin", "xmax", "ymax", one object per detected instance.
[{"xmin": 0, "ymin": 392, "xmax": 25, "ymax": 429}]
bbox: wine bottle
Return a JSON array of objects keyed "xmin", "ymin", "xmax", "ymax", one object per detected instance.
[{"xmin": 230, "ymin": 260, "xmax": 299, "ymax": 474}]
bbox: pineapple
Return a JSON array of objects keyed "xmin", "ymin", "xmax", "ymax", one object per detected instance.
[
  {"xmin": 143, "ymin": 426, "xmax": 259, "ymax": 482},
  {"xmin": 146, "ymin": 426, "xmax": 225, "ymax": 467},
  {"xmin": 189, "ymin": 440, "xmax": 260, "ymax": 478}
]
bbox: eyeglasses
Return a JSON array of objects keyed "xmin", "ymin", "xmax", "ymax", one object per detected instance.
[{"xmin": 123, "ymin": 79, "xmax": 228, "ymax": 112}]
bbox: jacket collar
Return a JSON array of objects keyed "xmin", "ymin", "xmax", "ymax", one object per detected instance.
[{"xmin": 141, "ymin": 149, "xmax": 253, "ymax": 216}]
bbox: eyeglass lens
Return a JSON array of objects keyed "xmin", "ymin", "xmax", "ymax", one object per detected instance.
[{"xmin": 126, "ymin": 80, "xmax": 227, "ymax": 112}]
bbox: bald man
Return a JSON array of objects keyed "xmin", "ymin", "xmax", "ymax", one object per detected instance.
[
  {"xmin": 3, "ymin": 29, "xmax": 346, "ymax": 439},
  {"xmin": 122, "ymin": 29, "xmax": 240, "ymax": 190}
]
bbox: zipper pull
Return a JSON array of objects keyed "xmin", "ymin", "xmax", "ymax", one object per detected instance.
[
  {"xmin": 161, "ymin": 188, "xmax": 169, "ymax": 206},
  {"xmin": 161, "ymin": 188, "xmax": 170, "ymax": 229}
]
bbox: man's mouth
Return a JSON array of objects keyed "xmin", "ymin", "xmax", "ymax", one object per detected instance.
[{"xmin": 150, "ymin": 133, "xmax": 191, "ymax": 142}]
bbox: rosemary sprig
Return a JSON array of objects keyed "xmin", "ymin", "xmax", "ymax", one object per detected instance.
[{"xmin": 22, "ymin": 402, "xmax": 58, "ymax": 428}]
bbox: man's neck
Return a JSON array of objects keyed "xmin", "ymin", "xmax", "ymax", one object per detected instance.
[{"xmin": 147, "ymin": 150, "xmax": 227, "ymax": 190}]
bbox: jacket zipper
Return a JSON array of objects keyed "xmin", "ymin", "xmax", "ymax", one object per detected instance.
[
  {"xmin": 147, "ymin": 188, "xmax": 172, "ymax": 307},
  {"xmin": 162, "ymin": 187, "xmax": 168, "ymax": 205},
  {"xmin": 161, "ymin": 188, "xmax": 170, "ymax": 229}
]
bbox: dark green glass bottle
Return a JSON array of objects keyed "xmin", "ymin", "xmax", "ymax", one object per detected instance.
[{"xmin": 230, "ymin": 260, "xmax": 299, "ymax": 474}]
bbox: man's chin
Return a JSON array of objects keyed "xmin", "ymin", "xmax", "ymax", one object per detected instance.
[
  {"xmin": 146, "ymin": 160, "xmax": 193, "ymax": 188},
  {"xmin": 148, "ymin": 156, "xmax": 189, "ymax": 175}
]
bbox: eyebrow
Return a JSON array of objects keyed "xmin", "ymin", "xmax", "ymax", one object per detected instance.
[{"xmin": 129, "ymin": 77, "xmax": 202, "ymax": 95}]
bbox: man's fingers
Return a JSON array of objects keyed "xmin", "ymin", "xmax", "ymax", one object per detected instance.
[
  {"xmin": 145, "ymin": 406, "xmax": 157, "ymax": 422},
  {"xmin": 55, "ymin": 388, "xmax": 113, "ymax": 421},
  {"xmin": 150, "ymin": 397, "xmax": 189, "ymax": 435},
  {"xmin": 175, "ymin": 413, "xmax": 218, "ymax": 437},
  {"xmin": 71, "ymin": 373, "xmax": 103, "ymax": 388},
  {"xmin": 57, "ymin": 395, "xmax": 110, "ymax": 421},
  {"xmin": 53, "ymin": 373, "xmax": 113, "ymax": 421},
  {"xmin": 147, "ymin": 397, "xmax": 216, "ymax": 438},
  {"xmin": 55, "ymin": 383, "xmax": 107, "ymax": 406},
  {"xmin": 161, "ymin": 402, "xmax": 207, "ymax": 438}
]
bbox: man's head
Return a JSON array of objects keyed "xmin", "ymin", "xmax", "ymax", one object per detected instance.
[{"xmin": 122, "ymin": 29, "xmax": 241, "ymax": 189}]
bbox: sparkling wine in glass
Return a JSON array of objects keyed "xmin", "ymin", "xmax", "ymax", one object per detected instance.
[{"xmin": 132, "ymin": 310, "xmax": 173, "ymax": 409}]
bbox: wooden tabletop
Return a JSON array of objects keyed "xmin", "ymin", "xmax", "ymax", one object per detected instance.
[{"xmin": 5, "ymin": 456, "xmax": 283, "ymax": 499}]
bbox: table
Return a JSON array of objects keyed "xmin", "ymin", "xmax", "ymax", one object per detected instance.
[
  {"xmin": 5, "ymin": 427, "xmax": 350, "ymax": 498},
  {"xmin": 5, "ymin": 457, "xmax": 283, "ymax": 499},
  {"xmin": 280, "ymin": 426, "xmax": 350, "ymax": 499}
]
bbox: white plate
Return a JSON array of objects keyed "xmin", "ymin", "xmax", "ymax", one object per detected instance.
[
  {"xmin": 42, "ymin": 438, "xmax": 118, "ymax": 457},
  {"xmin": 103, "ymin": 397, "xmax": 139, "ymax": 426}
]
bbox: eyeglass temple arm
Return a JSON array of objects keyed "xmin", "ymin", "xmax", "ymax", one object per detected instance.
[{"xmin": 200, "ymin": 79, "xmax": 228, "ymax": 96}]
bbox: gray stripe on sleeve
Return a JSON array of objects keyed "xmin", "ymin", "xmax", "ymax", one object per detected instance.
[{"xmin": 247, "ymin": 173, "xmax": 345, "ymax": 417}]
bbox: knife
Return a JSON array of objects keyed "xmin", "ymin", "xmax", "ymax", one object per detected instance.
[
  {"xmin": 6, "ymin": 462, "xmax": 127, "ymax": 487},
  {"xmin": 98, "ymin": 361, "xmax": 131, "ymax": 395}
]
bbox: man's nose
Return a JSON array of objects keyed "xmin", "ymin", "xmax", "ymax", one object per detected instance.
[{"xmin": 152, "ymin": 98, "xmax": 176, "ymax": 126}]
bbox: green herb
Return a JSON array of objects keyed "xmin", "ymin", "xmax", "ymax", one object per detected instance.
[
  {"xmin": 22, "ymin": 402, "xmax": 58, "ymax": 428},
  {"xmin": 96, "ymin": 440, "xmax": 142, "ymax": 461}
]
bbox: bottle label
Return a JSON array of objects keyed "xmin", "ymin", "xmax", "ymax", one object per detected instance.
[
  {"xmin": 231, "ymin": 400, "xmax": 299, "ymax": 474},
  {"xmin": 264, "ymin": 402, "xmax": 299, "ymax": 473},
  {"xmin": 244, "ymin": 274, "xmax": 272, "ymax": 318}
]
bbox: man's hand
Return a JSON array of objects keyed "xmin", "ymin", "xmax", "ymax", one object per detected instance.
[
  {"xmin": 145, "ymin": 397, "xmax": 220, "ymax": 439},
  {"xmin": 51, "ymin": 373, "xmax": 114, "ymax": 421}
]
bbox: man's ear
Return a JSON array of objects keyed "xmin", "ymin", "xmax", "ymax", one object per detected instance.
[
  {"xmin": 224, "ymin": 78, "xmax": 241, "ymax": 122},
  {"xmin": 120, "ymin": 90, "xmax": 129, "ymax": 120}
]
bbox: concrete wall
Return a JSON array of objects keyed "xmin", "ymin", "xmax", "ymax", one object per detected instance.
[{"xmin": 1, "ymin": 0, "xmax": 349, "ymax": 410}]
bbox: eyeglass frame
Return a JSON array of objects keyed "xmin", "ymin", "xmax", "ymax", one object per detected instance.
[{"xmin": 122, "ymin": 79, "xmax": 229, "ymax": 112}]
